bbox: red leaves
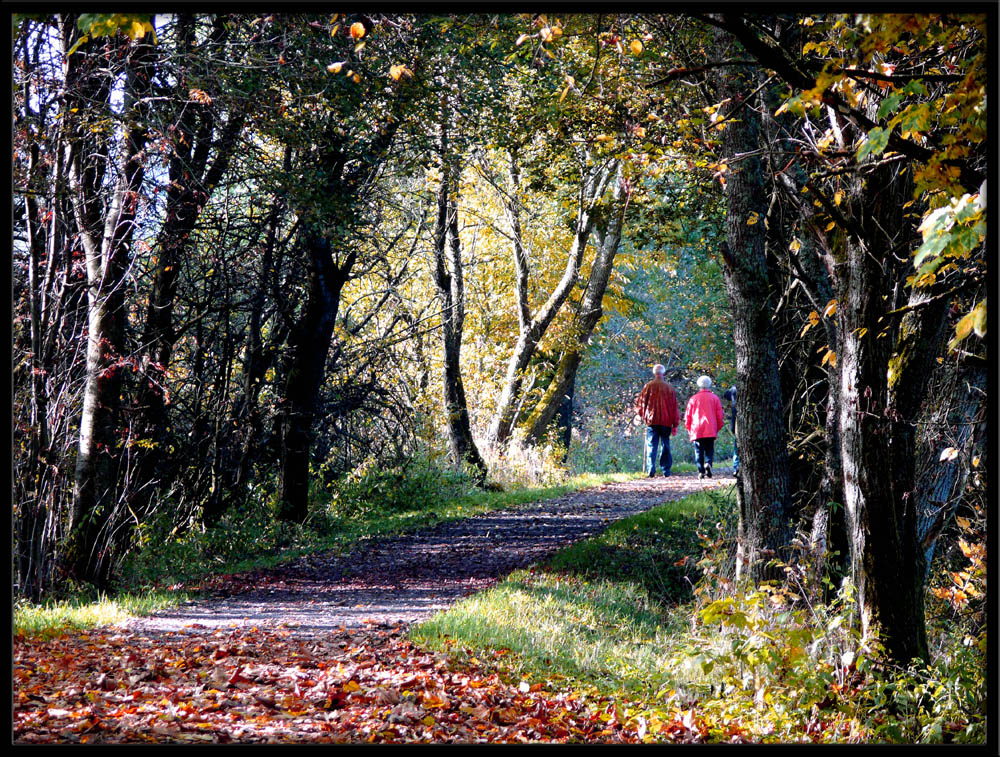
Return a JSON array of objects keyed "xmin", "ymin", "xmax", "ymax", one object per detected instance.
[{"xmin": 14, "ymin": 625, "xmax": 661, "ymax": 744}]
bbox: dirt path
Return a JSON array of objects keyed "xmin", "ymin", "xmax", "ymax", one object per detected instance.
[{"xmin": 121, "ymin": 474, "xmax": 734, "ymax": 638}]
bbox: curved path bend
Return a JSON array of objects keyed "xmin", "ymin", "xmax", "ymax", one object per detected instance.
[{"xmin": 121, "ymin": 473, "xmax": 735, "ymax": 638}]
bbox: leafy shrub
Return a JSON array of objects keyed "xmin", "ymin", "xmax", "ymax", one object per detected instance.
[
  {"xmin": 675, "ymin": 497, "xmax": 987, "ymax": 743},
  {"xmin": 328, "ymin": 454, "xmax": 475, "ymax": 518}
]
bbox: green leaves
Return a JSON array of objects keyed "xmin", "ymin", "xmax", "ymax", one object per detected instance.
[
  {"xmin": 913, "ymin": 185, "xmax": 986, "ymax": 274},
  {"xmin": 855, "ymin": 126, "xmax": 890, "ymax": 163},
  {"xmin": 68, "ymin": 14, "xmax": 156, "ymax": 55}
]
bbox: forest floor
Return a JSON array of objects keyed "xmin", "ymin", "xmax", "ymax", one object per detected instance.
[{"xmin": 15, "ymin": 473, "xmax": 734, "ymax": 744}]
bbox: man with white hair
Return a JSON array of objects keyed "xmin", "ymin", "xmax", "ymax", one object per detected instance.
[
  {"xmin": 634, "ymin": 364, "xmax": 679, "ymax": 477},
  {"xmin": 684, "ymin": 375, "xmax": 725, "ymax": 479}
]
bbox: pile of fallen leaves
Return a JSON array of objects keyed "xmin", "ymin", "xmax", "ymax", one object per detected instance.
[{"xmin": 14, "ymin": 623, "xmax": 707, "ymax": 744}]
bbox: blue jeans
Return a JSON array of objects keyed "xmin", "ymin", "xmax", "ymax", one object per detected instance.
[
  {"xmin": 645, "ymin": 426, "xmax": 673, "ymax": 475},
  {"xmin": 732, "ymin": 445, "xmax": 739, "ymax": 475},
  {"xmin": 693, "ymin": 437, "xmax": 716, "ymax": 475}
]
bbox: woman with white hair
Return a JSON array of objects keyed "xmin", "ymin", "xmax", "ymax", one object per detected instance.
[{"xmin": 684, "ymin": 375, "xmax": 725, "ymax": 479}]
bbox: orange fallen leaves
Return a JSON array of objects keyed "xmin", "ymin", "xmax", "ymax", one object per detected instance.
[{"xmin": 13, "ymin": 625, "xmax": 703, "ymax": 744}]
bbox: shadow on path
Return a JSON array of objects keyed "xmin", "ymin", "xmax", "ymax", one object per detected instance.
[{"xmin": 121, "ymin": 474, "xmax": 735, "ymax": 638}]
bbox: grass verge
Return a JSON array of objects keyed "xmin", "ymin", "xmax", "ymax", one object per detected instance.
[
  {"xmin": 13, "ymin": 589, "xmax": 192, "ymax": 640},
  {"xmin": 14, "ymin": 471, "xmax": 641, "ymax": 639},
  {"xmin": 411, "ymin": 487, "xmax": 725, "ymax": 699}
]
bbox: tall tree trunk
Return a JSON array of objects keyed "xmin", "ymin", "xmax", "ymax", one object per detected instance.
[
  {"xmin": 777, "ymin": 163, "xmax": 848, "ymax": 585},
  {"xmin": 522, "ymin": 166, "xmax": 626, "ymax": 446},
  {"xmin": 835, "ymin": 163, "xmax": 932, "ymax": 663},
  {"xmin": 717, "ymin": 64, "xmax": 792, "ymax": 583},
  {"xmin": 274, "ymin": 72, "xmax": 410, "ymax": 522},
  {"xmin": 432, "ymin": 110, "xmax": 487, "ymax": 481},
  {"xmin": 486, "ymin": 150, "xmax": 611, "ymax": 448},
  {"xmin": 64, "ymin": 26, "xmax": 156, "ymax": 586},
  {"xmin": 277, "ymin": 231, "xmax": 354, "ymax": 523}
]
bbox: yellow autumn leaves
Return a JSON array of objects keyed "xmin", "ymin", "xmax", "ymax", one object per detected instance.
[
  {"xmin": 949, "ymin": 300, "xmax": 986, "ymax": 352},
  {"xmin": 324, "ymin": 19, "xmax": 412, "ymax": 83},
  {"xmin": 799, "ymin": 300, "xmax": 838, "ymax": 368}
]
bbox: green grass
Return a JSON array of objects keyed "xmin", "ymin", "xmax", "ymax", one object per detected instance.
[
  {"xmin": 411, "ymin": 488, "xmax": 730, "ymax": 698},
  {"xmin": 410, "ymin": 483, "xmax": 987, "ymax": 744},
  {"xmin": 13, "ymin": 589, "xmax": 191, "ymax": 640},
  {"xmin": 15, "ymin": 470, "xmax": 642, "ymax": 639}
]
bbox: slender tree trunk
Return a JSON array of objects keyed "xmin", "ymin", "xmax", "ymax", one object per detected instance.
[
  {"xmin": 430, "ymin": 100, "xmax": 487, "ymax": 481},
  {"xmin": 64, "ymin": 27, "xmax": 155, "ymax": 586},
  {"xmin": 777, "ymin": 165, "xmax": 849, "ymax": 584},
  {"xmin": 522, "ymin": 167, "xmax": 626, "ymax": 445},
  {"xmin": 139, "ymin": 16, "xmax": 246, "ymax": 510},
  {"xmin": 227, "ymin": 174, "xmax": 294, "ymax": 517},
  {"xmin": 486, "ymin": 150, "xmax": 610, "ymax": 448},
  {"xmin": 716, "ymin": 65, "xmax": 792, "ymax": 583}
]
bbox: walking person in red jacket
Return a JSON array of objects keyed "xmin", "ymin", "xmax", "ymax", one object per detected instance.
[
  {"xmin": 684, "ymin": 375, "xmax": 725, "ymax": 479},
  {"xmin": 634, "ymin": 364, "xmax": 679, "ymax": 477}
]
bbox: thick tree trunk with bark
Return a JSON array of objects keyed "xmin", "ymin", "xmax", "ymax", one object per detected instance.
[
  {"xmin": 277, "ymin": 231, "xmax": 353, "ymax": 523},
  {"xmin": 717, "ymin": 66, "xmax": 793, "ymax": 583},
  {"xmin": 834, "ymin": 164, "xmax": 932, "ymax": 663}
]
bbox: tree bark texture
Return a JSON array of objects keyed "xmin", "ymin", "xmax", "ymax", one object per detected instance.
[
  {"xmin": 834, "ymin": 163, "xmax": 931, "ymax": 663},
  {"xmin": 64, "ymin": 26, "xmax": 156, "ymax": 586},
  {"xmin": 431, "ymin": 111, "xmax": 488, "ymax": 480},
  {"xmin": 717, "ymin": 67, "xmax": 793, "ymax": 583},
  {"xmin": 914, "ymin": 355, "xmax": 986, "ymax": 577}
]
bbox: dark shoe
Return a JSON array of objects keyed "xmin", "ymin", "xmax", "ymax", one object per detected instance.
[
  {"xmin": 648, "ymin": 472, "xmax": 656, "ymax": 478},
  {"xmin": 662, "ymin": 471, "xmax": 671, "ymax": 477},
  {"xmin": 698, "ymin": 472, "xmax": 705, "ymax": 479},
  {"xmin": 706, "ymin": 468, "xmax": 712, "ymax": 478}
]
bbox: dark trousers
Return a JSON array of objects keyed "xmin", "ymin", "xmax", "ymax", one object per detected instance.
[
  {"xmin": 645, "ymin": 425, "xmax": 673, "ymax": 475},
  {"xmin": 693, "ymin": 437, "xmax": 716, "ymax": 474}
]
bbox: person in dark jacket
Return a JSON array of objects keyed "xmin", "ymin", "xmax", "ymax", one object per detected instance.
[
  {"xmin": 634, "ymin": 364, "xmax": 679, "ymax": 477},
  {"xmin": 723, "ymin": 385, "xmax": 738, "ymax": 475}
]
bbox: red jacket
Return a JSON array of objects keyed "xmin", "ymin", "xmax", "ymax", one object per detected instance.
[
  {"xmin": 684, "ymin": 389, "xmax": 725, "ymax": 441},
  {"xmin": 635, "ymin": 378, "xmax": 679, "ymax": 431}
]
